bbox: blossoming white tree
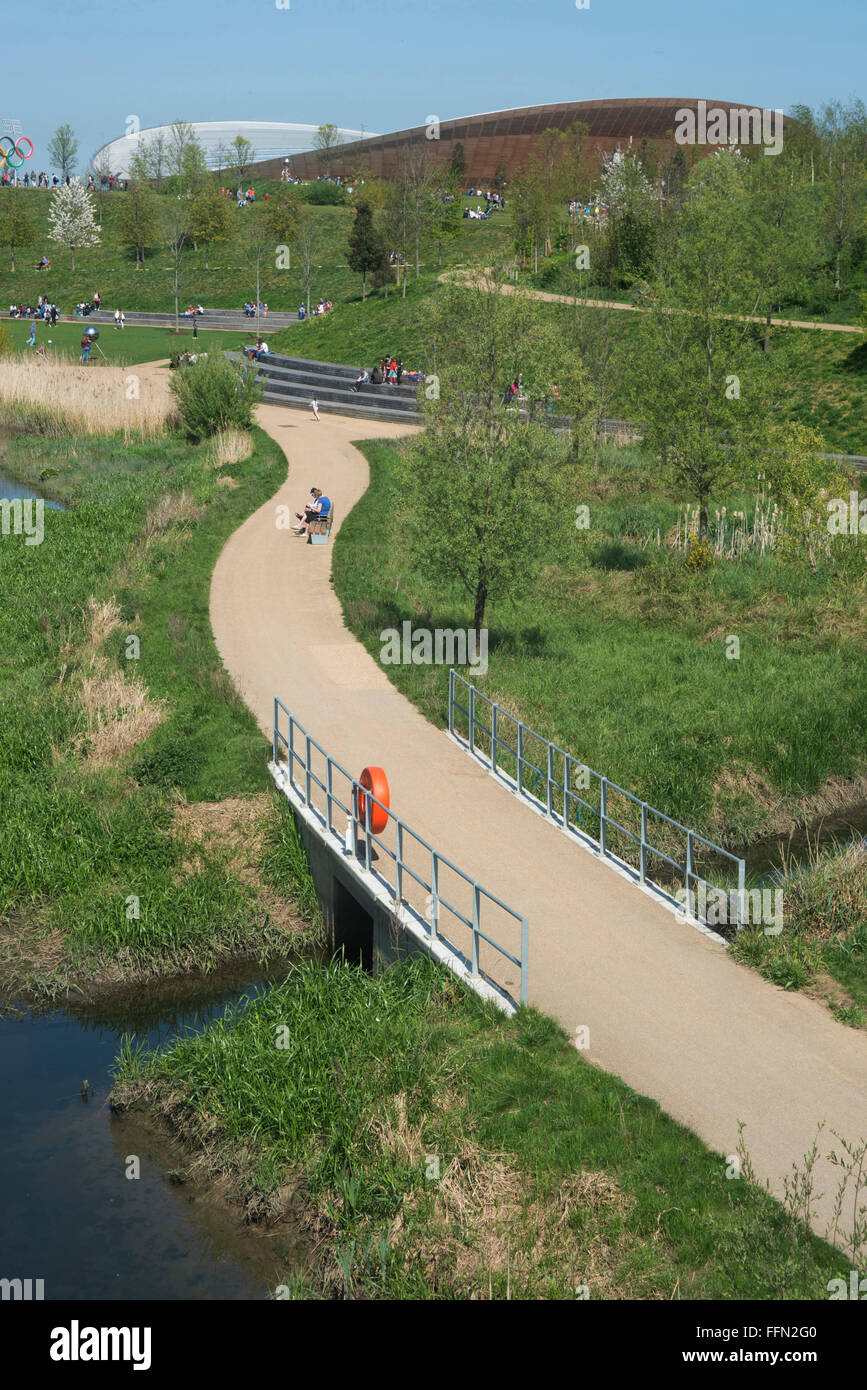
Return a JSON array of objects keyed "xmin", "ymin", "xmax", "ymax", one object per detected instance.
[{"xmin": 47, "ymin": 179, "xmax": 101, "ymax": 270}]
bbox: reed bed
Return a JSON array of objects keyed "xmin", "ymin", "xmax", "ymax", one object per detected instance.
[{"xmin": 0, "ymin": 355, "xmax": 174, "ymax": 440}]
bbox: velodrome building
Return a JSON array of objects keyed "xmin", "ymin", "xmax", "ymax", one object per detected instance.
[
  {"xmin": 94, "ymin": 100, "xmax": 785, "ymax": 184},
  {"xmin": 260, "ymin": 98, "xmax": 786, "ymax": 182},
  {"xmin": 92, "ymin": 120, "xmax": 374, "ymax": 179}
]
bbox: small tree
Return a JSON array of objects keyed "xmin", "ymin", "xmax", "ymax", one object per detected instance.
[
  {"xmin": 91, "ymin": 151, "xmax": 113, "ymax": 219},
  {"xmin": 0, "ymin": 188, "xmax": 35, "ymax": 271},
  {"xmin": 449, "ymin": 142, "xmax": 467, "ymax": 186},
  {"xmin": 313, "ymin": 124, "xmax": 342, "ymax": 177},
  {"xmin": 403, "ymin": 273, "xmax": 594, "ymax": 634},
  {"xmin": 47, "ymin": 124, "xmax": 79, "ymax": 180},
  {"xmin": 293, "ymin": 208, "xmax": 321, "ymax": 315},
  {"xmin": 117, "ymin": 182, "xmax": 159, "ymax": 268},
  {"xmin": 167, "ymin": 121, "xmax": 207, "ymax": 191},
  {"xmin": 229, "ymin": 135, "xmax": 257, "ymax": 188},
  {"xmin": 347, "ymin": 199, "xmax": 384, "ymax": 300},
  {"xmin": 162, "ymin": 200, "xmax": 194, "ymax": 330},
  {"xmin": 129, "ymin": 131, "xmax": 167, "ymax": 189},
  {"xmin": 47, "ymin": 179, "xmax": 101, "ymax": 271},
  {"xmin": 188, "ymin": 182, "xmax": 235, "ymax": 267}
]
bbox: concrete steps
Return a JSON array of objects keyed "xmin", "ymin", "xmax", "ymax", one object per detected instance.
[{"xmin": 230, "ymin": 350, "xmax": 424, "ymax": 424}]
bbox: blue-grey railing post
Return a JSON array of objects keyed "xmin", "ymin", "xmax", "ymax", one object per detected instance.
[
  {"xmin": 520, "ymin": 917, "xmax": 529, "ymax": 1005},
  {"xmin": 349, "ymin": 779, "xmax": 358, "ymax": 859},
  {"xmin": 305, "ymin": 734, "xmax": 312, "ymax": 807},
  {"xmin": 326, "ymin": 760, "xmax": 333, "ymax": 835},
  {"xmin": 469, "ymin": 686, "xmax": 475, "ymax": 754},
  {"xmin": 288, "ymin": 718, "xmax": 296, "ymax": 792},
  {"xmin": 471, "ymin": 884, "xmax": 480, "ymax": 976},
  {"xmin": 273, "ymin": 698, "xmax": 279, "ymax": 765},
  {"xmin": 492, "ymin": 703, "xmax": 499, "ymax": 774},
  {"xmin": 547, "ymin": 744, "xmax": 554, "ymax": 818},
  {"xmin": 517, "ymin": 723, "xmax": 524, "ymax": 797},
  {"xmin": 364, "ymin": 793, "xmax": 372, "ymax": 872},
  {"xmin": 396, "ymin": 821, "xmax": 404, "ymax": 904},
  {"xmin": 686, "ymin": 830, "xmax": 694, "ymax": 918},
  {"xmin": 737, "ymin": 856, "xmax": 746, "ymax": 931},
  {"xmin": 430, "ymin": 850, "xmax": 439, "ymax": 939},
  {"xmin": 564, "ymin": 754, "xmax": 571, "ymax": 827},
  {"xmin": 448, "ymin": 669, "xmax": 455, "ymax": 737},
  {"xmin": 600, "ymin": 777, "xmax": 607, "ymax": 857},
  {"xmin": 640, "ymin": 803, "xmax": 648, "ymax": 883}
]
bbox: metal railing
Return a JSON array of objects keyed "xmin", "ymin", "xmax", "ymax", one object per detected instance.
[
  {"xmin": 272, "ymin": 698, "xmax": 529, "ymax": 1005},
  {"xmin": 449, "ymin": 672, "xmax": 746, "ymax": 931}
]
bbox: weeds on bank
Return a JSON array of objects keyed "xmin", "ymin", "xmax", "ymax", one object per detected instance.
[{"xmin": 112, "ymin": 955, "xmax": 852, "ymax": 1300}]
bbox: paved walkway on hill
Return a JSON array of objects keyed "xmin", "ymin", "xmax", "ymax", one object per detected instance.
[
  {"xmin": 441, "ymin": 269, "xmax": 866, "ymax": 334},
  {"xmin": 205, "ymin": 398, "xmax": 867, "ymax": 1250}
]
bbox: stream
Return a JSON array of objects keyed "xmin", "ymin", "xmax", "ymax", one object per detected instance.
[{"xmin": 0, "ymin": 960, "xmax": 307, "ymax": 1300}]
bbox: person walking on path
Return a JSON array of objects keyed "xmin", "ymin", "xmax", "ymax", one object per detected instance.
[
  {"xmin": 310, "ymin": 396, "xmax": 320, "ymax": 421},
  {"xmin": 192, "ymin": 316, "xmax": 198, "ymax": 340},
  {"xmin": 114, "ymin": 309, "xmax": 121, "ymax": 330},
  {"xmin": 27, "ymin": 321, "xmax": 36, "ymax": 346}
]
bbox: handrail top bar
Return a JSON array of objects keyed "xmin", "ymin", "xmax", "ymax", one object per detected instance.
[{"xmin": 449, "ymin": 670, "xmax": 743, "ymax": 869}]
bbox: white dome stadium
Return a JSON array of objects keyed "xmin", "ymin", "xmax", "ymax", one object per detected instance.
[{"xmin": 92, "ymin": 120, "xmax": 375, "ymax": 178}]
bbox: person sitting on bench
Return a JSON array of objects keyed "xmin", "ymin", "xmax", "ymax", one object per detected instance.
[
  {"xmin": 351, "ymin": 368, "xmax": 370, "ymax": 392},
  {"xmin": 294, "ymin": 488, "xmax": 331, "ymax": 535}
]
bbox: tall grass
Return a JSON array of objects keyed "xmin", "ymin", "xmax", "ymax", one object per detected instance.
[
  {"xmin": 0, "ymin": 423, "xmax": 318, "ymax": 997},
  {"xmin": 0, "ymin": 356, "xmax": 174, "ymax": 439}
]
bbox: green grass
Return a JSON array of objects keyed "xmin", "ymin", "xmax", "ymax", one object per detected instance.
[
  {"xmin": 270, "ymin": 275, "xmax": 438, "ymax": 369},
  {"xmin": 332, "ymin": 437, "xmax": 867, "ymax": 847},
  {"xmin": 112, "ymin": 953, "xmax": 851, "ymax": 1300},
  {"xmin": 2, "ymin": 317, "xmax": 249, "ymax": 362},
  {"xmin": 0, "ymin": 186, "xmax": 511, "ymax": 317},
  {"xmin": 0, "ymin": 420, "xmax": 321, "ymax": 997}
]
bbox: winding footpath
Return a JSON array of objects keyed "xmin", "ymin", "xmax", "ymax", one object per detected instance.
[
  {"xmin": 441, "ymin": 267, "xmax": 865, "ymax": 334},
  {"xmin": 208, "ymin": 397, "xmax": 867, "ymax": 1250}
]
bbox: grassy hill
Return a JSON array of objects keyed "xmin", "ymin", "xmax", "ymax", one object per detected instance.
[{"xmin": 0, "ymin": 184, "xmax": 512, "ymax": 316}]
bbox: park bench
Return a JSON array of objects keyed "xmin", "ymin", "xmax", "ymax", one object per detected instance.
[{"xmin": 308, "ymin": 506, "xmax": 335, "ymax": 545}]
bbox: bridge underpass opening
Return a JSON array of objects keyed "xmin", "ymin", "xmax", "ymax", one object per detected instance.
[{"xmin": 332, "ymin": 878, "xmax": 374, "ymax": 971}]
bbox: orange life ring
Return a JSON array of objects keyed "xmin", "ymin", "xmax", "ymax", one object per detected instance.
[{"xmin": 354, "ymin": 766, "xmax": 390, "ymax": 834}]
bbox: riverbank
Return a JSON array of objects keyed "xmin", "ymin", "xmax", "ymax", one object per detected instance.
[
  {"xmin": 0, "ymin": 419, "xmax": 324, "ymax": 1006},
  {"xmin": 111, "ymin": 952, "xmax": 855, "ymax": 1299}
]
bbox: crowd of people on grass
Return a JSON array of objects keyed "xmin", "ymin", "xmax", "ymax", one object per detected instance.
[
  {"xmin": 462, "ymin": 188, "xmax": 505, "ymax": 219},
  {"xmin": 569, "ymin": 199, "xmax": 609, "ymax": 227},
  {"xmin": 297, "ymin": 298, "xmax": 332, "ymax": 320}
]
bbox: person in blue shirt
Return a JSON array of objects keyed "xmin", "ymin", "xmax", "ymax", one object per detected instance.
[{"xmin": 294, "ymin": 488, "xmax": 331, "ymax": 535}]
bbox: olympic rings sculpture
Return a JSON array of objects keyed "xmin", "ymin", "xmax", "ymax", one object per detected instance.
[{"xmin": 0, "ymin": 136, "xmax": 34, "ymax": 169}]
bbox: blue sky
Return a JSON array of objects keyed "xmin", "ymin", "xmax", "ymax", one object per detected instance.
[{"xmin": 5, "ymin": 0, "xmax": 865, "ymax": 172}]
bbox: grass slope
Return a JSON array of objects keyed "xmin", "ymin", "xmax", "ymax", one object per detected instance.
[{"xmin": 0, "ymin": 422, "xmax": 321, "ymax": 999}]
